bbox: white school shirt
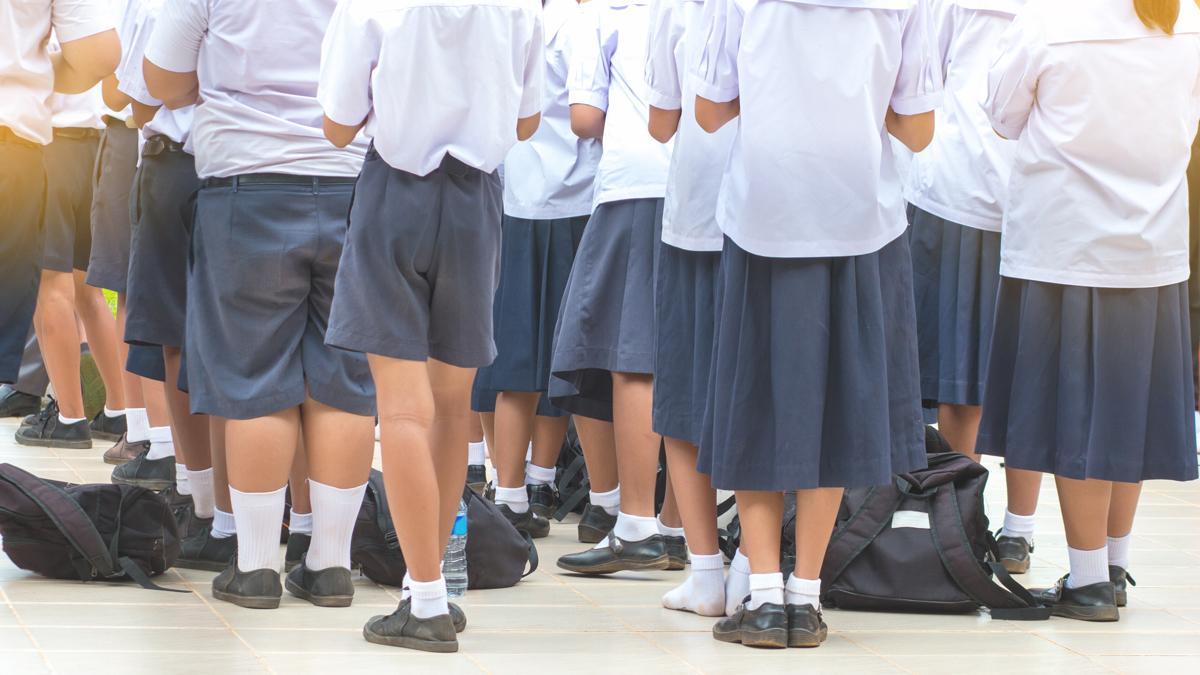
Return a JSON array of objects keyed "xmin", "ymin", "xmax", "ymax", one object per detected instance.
[
  {"xmin": 987, "ymin": 0, "xmax": 1200, "ymax": 288},
  {"xmin": 569, "ymin": 0, "xmax": 673, "ymax": 210},
  {"xmin": 144, "ymin": 0, "xmax": 366, "ymax": 179},
  {"xmin": 117, "ymin": 0, "xmax": 192, "ymax": 146},
  {"xmin": 692, "ymin": 0, "xmax": 942, "ymax": 259},
  {"xmin": 49, "ymin": 84, "xmax": 105, "ymax": 130},
  {"xmin": 502, "ymin": 0, "xmax": 601, "ymax": 220},
  {"xmin": 0, "ymin": 0, "xmax": 114, "ymax": 145},
  {"xmin": 905, "ymin": 0, "xmax": 1023, "ymax": 231},
  {"xmin": 645, "ymin": 0, "xmax": 734, "ymax": 252},
  {"xmin": 107, "ymin": 0, "xmax": 133, "ymax": 122},
  {"xmin": 319, "ymin": 0, "xmax": 543, "ymax": 177}
]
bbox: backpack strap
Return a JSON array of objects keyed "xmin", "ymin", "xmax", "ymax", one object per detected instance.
[
  {"xmin": 520, "ymin": 530, "xmax": 540, "ymax": 578},
  {"xmin": 820, "ymin": 486, "xmax": 907, "ymax": 584},
  {"xmin": 553, "ymin": 453, "xmax": 590, "ymax": 521},
  {"xmin": 369, "ymin": 473, "xmax": 401, "ymax": 552},
  {"xmin": 106, "ymin": 490, "xmax": 188, "ymax": 593},
  {"xmin": 928, "ymin": 485, "xmax": 1050, "ymax": 620}
]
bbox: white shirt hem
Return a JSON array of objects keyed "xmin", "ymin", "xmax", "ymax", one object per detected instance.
[
  {"xmin": 646, "ymin": 87, "xmax": 682, "ymax": 111},
  {"xmin": 661, "ymin": 229, "xmax": 724, "ymax": 253},
  {"xmin": 725, "ymin": 223, "xmax": 908, "ymax": 259},
  {"xmin": 503, "ymin": 203, "xmax": 594, "ymax": 221},
  {"xmin": 999, "ymin": 261, "xmax": 1190, "ymax": 290},
  {"xmin": 907, "ymin": 195, "xmax": 1003, "ymax": 232},
  {"xmin": 594, "ymin": 186, "xmax": 667, "ymax": 210}
]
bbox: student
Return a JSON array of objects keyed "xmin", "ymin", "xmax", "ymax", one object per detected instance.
[
  {"xmin": 472, "ymin": 0, "xmax": 602, "ymax": 538},
  {"xmin": 144, "ymin": 0, "xmax": 377, "ymax": 611},
  {"xmin": 694, "ymin": 0, "xmax": 937, "ymax": 649},
  {"xmin": 644, "ymin": 0, "xmax": 738, "ymax": 616},
  {"xmin": 318, "ymin": 0, "xmax": 542, "ymax": 652},
  {"xmin": 905, "ymin": 0, "xmax": 1043, "ymax": 574},
  {"xmin": 978, "ymin": 0, "xmax": 1200, "ymax": 620},
  {"xmin": 550, "ymin": 0, "xmax": 675, "ymax": 575}
]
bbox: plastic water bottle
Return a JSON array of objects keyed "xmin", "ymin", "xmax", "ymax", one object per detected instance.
[{"xmin": 444, "ymin": 499, "xmax": 469, "ymax": 598}]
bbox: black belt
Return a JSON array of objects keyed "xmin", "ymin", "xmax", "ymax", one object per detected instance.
[
  {"xmin": 103, "ymin": 115, "xmax": 128, "ymax": 128},
  {"xmin": 204, "ymin": 173, "xmax": 358, "ymax": 189},
  {"xmin": 0, "ymin": 126, "xmax": 40, "ymax": 149},
  {"xmin": 142, "ymin": 134, "xmax": 186, "ymax": 157},
  {"xmin": 53, "ymin": 127, "xmax": 101, "ymax": 140}
]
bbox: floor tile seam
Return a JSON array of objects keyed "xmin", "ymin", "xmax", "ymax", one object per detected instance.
[{"xmin": 0, "ymin": 587, "xmax": 54, "ymax": 673}]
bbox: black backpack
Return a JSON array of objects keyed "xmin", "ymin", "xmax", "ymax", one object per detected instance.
[
  {"xmin": 554, "ymin": 422, "xmax": 590, "ymax": 520},
  {"xmin": 0, "ymin": 463, "xmax": 182, "ymax": 591},
  {"xmin": 351, "ymin": 470, "xmax": 538, "ymax": 589}
]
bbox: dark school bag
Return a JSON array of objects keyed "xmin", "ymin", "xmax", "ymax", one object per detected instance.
[
  {"xmin": 554, "ymin": 422, "xmax": 591, "ymax": 520},
  {"xmin": 0, "ymin": 463, "xmax": 183, "ymax": 591},
  {"xmin": 351, "ymin": 470, "xmax": 538, "ymax": 589},
  {"xmin": 819, "ymin": 430, "xmax": 1049, "ymax": 620}
]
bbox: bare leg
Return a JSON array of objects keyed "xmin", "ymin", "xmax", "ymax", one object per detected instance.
[
  {"xmin": 116, "ymin": 298, "xmax": 144, "ymax": 412},
  {"xmin": 1005, "ymin": 468, "xmax": 1043, "ymax": 516},
  {"xmin": 793, "ymin": 488, "xmax": 843, "ymax": 579},
  {"xmin": 1107, "ymin": 482, "xmax": 1143, "ymax": 538},
  {"xmin": 480, "ymin": 411, "xmax": 495, "ymax": 454},
  {"xmin": 163, "ymin": 346, "xmax": 209, "ymax": 470},
  {"xmin": 659, "ymin": 473, "xmax": 682, "ymax": 528},
  {"xmin": 225, "ymin": 409, "xmax": 301, "ymax": 493},
  {"xmin": 468, "ymin": 411, "xmax": 484, "ymax": 444},
  {"xmin": 493, "ymin": 391, "xmax": 538, "ymax": 489},
  {"xmin": 428, "ymin": 359, "xmax": 477, "ymax": 552},
  {"xmin": 937, "ymin": 403, "xmax": 981, "ymax": 462},
  {"xmin": 574, "ymin": 414, "xmax": 618, "ymax": 493},
  {"xmin": 663, "ymin": 438, "xmax": 717, "ymax": 554},
  {"xmin": 610, "ymin": 372, "xmax": 660, "ymax": 517},
  {"xmin": 34, "ymin": 270, "xmax": 85, "ymax": 418},
  {"xmin": 734, "ymin": 490, "xmax": 784, "ymax": 574},
  {"xmin": 1055, "ymin": 476, "xmax": 1111, "ymax": 551},
  {"xmin": 289, "ymin": 434, "xmax": 312, "ymax": 515},
  {"xmin": 209, "ymin": 417, "xmax": 232, "ymax": 513},
  {"xmin": 143, "ymin": 376, "xmax": 170, "ymax": 429},
  {"xmin": 301, "ymin": 394, "xmax": 374, "ymax": 489},
  {"xmin": 72, "ymin": 272, "xmax": 124, "ymax": 410},
  {"xmin": 530, "ymin": 408, "xmax": 569, "ymax": 470}
]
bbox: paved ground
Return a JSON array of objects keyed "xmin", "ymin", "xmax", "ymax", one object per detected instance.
[{"xmin": 0, "ymin": 416, "xmax": 1198, "ymax": 674}]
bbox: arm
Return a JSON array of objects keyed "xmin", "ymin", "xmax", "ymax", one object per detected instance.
[
  {"xmin": 516, "ymin": 113, "xmax": 542, "ymax": 141},
  {"xmin": 144, "ymin": 60, "xmax": 198, "ymax": 109},
  {"xmin": 889, "ymin": 1, "xmax": 943, "ymax": 151},
  {"xmin": 130, "ymin": 101, "xmax": 160, "ymax": 127},
  {"xmin": 142, "ymin": 0, "xmax": 207, "ymax": 109},
  {"xmin": 985, "ymin": 13, "xmax": 1041, "ymax": 141},
  {"xmin": 886, "ymin": 107, "xmax": 935, "ymax": 152},
  {"xmin": 317, "ymin": 0, "xmax": 377, "ymax": 148},
  {"xmin": 689, "ymin": 0, "xmax": 741, "ymax": 135},
  {"xmin": 570, "ymin": 104, "xmax": 606, "ymax": 139},
  {"xmin": 647, "ymin": 106, "xmax": 681, "ymax": 143},
  {"xmin": 566, "ymin": 5, "xmax": 610, "ymax": 140},
  {"xmin": 694, "ymin": 97, "xmax": 738, "ymax": 134},
  {"xmin": 100, "ymin": 74, "xmax": 132, "ymax": 111},
  {"xmin": 53, "ymin": 29, "xmax": 122, "ymax": 93},
  {"xmin": 322, "ymin": 116, "xmax": 365, "ymax": 148}
]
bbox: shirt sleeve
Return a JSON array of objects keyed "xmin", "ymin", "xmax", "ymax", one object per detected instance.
[
  {"xmin": 317, "ymin": 0, "xmax": 380, "ymax": 127},
  {"xmin": 517, "ymin": 9, "xmax": 545, "ymax": 118},
  {"xmin": 688, "ymin": 0, "xmax": 741, "ymax": 104},
  {"xmin": 52, "ymin": 0, "xmax": 115, "ymax": 43},
  {"xmin": 116, "ymin": 4, "xmax": 162, "ymax": 107},
  {"xmin": 566, "ymin": 4, "xmax": 612, "ymax": 111},
  {"xmin": 985, "ymin": 8, "xmax": 1043, "ymax": 140},
  {"xmin": 891, "ymin": 1, "xmax": 943, "ymax": 115},
  {"xmin": 644, "ymin": 0, "xmax": 683, "ymax": 110},
  {"xmin": 933, "ymin": 0, "xmax": 956, "ymax": 83},
  {"xmin": 144, "ymin": 0, "xmax": 209, "ymax": 74}
]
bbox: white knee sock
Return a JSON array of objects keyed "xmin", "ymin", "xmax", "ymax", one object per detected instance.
[
  {"xmin": 589, "ymin": 486, "xmax": 620, "ymax": 516},
  {"xmin": 663, "ymin": 552, "xmax": 725, "ymax": 616},
  {"xmin": 305, "ymin": 480, "xmax": 367, "ymax": 571},
  {"xmin": 1066, "ymin": 546, "xmax": 1109, "ymax": 588},
  {"xmin": 785, "ymin": 574, "xmax": 821, "ymax": 610},
  {"xmin": 726, "ymin": 548, "xmax": 751, "ymax": 616},
  {"xmin": 1000, "ymin": 510, "xmax": 1036, "ymax": 543},
  {"xmin": 609, "ymin": 512, "xmax": 657, "ymax": 543},
  {"xmin": 468, "ymin": 441, "xmax": 486, "ymax": 466},
  {"xmin": 494, "ymin": 485, "xmax": 529, "ymax": 514},
  {"xmin": 289, "ymin": 510, "xmax": 313, "ymax": 535},
  {"xmin": 212, "ymin": 508, "xmax": 236, "ymax": 539},
  {"xmin": 656, "ymin": 516, "xmax": 685, "ymax": 539},
  {"xmin": 146, "ymin": 426, "xmax": 175, "ymax": 460},
  {"xmin": 104, "ymin": 406, "xmax": 125, "ymax": 418},
  {"xmin": 409, "ymin": 576, "xmax": 449, "ymax": 619},
  {"xmin": 747, "ymin": 572, "xmax": 785, "ymax": 611},
  {"xmin": 1107, "ymin": 534, "xmax": 1132, "ymax": 570},
  {"xmin": 187, "ymin": 468, "xmax": 215, "ymax": 519},
  {"xmin": 125, "ymin": 408, "xmax": 150, "ymax": 444},
  {"xmin": 230, "ymin": 485, "xmax": 286, "ymax": 572},
  {"xmin": 175, "ymin": 465, "xmax": 192, "ymax": 495},
  {"xmin": 525, "ymin": 463, "xmax": 556, "ymax": 486}
]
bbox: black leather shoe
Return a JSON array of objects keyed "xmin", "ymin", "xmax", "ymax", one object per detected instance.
[
  {"xmin": 557, "ymin": 534, "xmax": 670, "ymax": 575},
  {"xmin": 466, "ymin": 464, "xmax": 487, "ymax": 496},
  {"xmin": 89, "ymin": 410, "xmax": 127, "ymax": 442},
  {"xmin": 103, "ymin": 434, "xmax": 151, "ymax": 465},
  {"xmin": 577, "ymin": 503, "xmax": 616, "ymax": 544},
  {"xmin": 498, "ymin": 504, "xmax": 550, "ymax": 539},
  {"xmin": 286, "ymin": 562, "xmax": 355, "ymax": 607},
  {"xmin": 528, "ymin": 483, "xmax": 558, "ymax": 518},
  {"xmin": 212, "ymin": 562, "xmax": 282, "ymax": 609},
  {"xmin": 15, "ymin": 401, "xmax": 91, "ymax": 449},
  {"xmin": 996, "ymin": 533, "xmax": 1033, "ymax": 574},
  {"xmin": 713, "ymin": 600, "xmax": 788, "ymax": 649},
  {"xmin": 1033, "ymin": 576, "xmax": 1119, "ymax": 622},
  {"xmin": 1110, "ymin": 566, "xmax": 1135, "ymax": 608},
  {"xmin": 363, "ymin": 600, "xmax": 459, "ymax": 652},
  {"xmin": 178, "ymin": 524, "xmax": 238, "ymax": 572},
  {"xmin": 786, "ymin": 604, "xmax": 829, "ymax": 648},
  {"xmin": 285, "ymin": 533, "xmax": 311, "ymax": 572},
  {"xmin": 0, "ymin": 385, "xmax": 41, "ymax": 419},
  {"xmin": 665, "ymin": 535, "xmax": 687, "ymax": 571},
  {"xmin": 111, "ymin": 451, "xmax": 175, "ymax": 490}
]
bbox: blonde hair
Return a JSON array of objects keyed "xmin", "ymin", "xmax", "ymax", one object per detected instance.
[{"xmin": 1134, "ymin": 0, "xmax": 1181, "ymax": 34}]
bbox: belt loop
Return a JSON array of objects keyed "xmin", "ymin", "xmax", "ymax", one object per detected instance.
[
  {"xmin": 232, "ymin": 176, "xmax": 240, "ymax": 193},
  {"xmin": 312, "ymin": 177, "xmax": 320, "ymax": 195}
]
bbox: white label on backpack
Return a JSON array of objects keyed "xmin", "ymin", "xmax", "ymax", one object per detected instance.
[{"xmin": 891, "ymin": 510, "xmax": 930, "ymax": 529}]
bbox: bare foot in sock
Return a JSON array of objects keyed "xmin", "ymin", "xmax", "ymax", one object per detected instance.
[{"xmin": 725, "ymin": 551, "xmax": 751, "ymax": 616}]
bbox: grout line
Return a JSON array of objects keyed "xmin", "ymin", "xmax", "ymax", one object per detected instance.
[
  {"xmin": 175, "ymin": 570, "xmax": 273, "ymax": 674},
  {"xmin": 0, "ymin": 587, "xmax": 54, "ymax": 673}
]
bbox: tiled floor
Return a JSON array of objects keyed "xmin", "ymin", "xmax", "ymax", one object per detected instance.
[{"xmin": 1, "ymin": 417, "xmax": 1199, "ymax": 674}]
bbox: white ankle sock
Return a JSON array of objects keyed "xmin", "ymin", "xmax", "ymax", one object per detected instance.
[
  {"xmin": 187, "ymin": 468, "xmax": 215, "ymax": 519},
  {"xmin": 125, "ymin": 408, "xmax": 149, "ymax": 443},
  {"xmin": 305, "ymin": 480, "xmax": 367, "ymax": 571},
  {"xmin": 1000, "ymin": 510, "xmax": 1036, "ymax": 543},
  {"xmin": 747, "ymin": 572, "xmax": 784, "ymax": 610},
  {"xmin": 103, "ymin": 406, "xmax": 125, "ymax": 418},
  {"xmin": 589, "ymin": 486, "xmax": 620, "ymax": 516},
  {"xmin": 175, "ymin": 465, "xmax": 192, "ymax": 495},
  {"xmin": 525, "ymin": 463, "xmax": 556, "ymax": 486},
  {"xmin": 146, "ymin": 426, "xmax": 175, "ymax": 460},
  {"xmin": 663, "ymin": 552, "xmax": 725, "ymax": 616},
  {"xmin": 58, "ymin": 413, "xmax": 85, "ymax": 425},
  {"xmin": 1066, "ymin": 546, "xmax": 1109, "ymax": 588},
  {"xmin": 656, "ymin": 516, "xmax": 685, "ymax": 538},
  {"xmin": 726, "ymin": 549, "xmax": 751, "ymax": 616},
  {"xmin": 785, "ymin": 575, "xmax": 821, "ymax": 610},
  {"xmin": 610, "ymin": 512, "xmax": 657, "ymax": 542},
  {"xmin": 212, "ymin": 508, "xmax": 236, "ymax": 539},
  {"xmin": 289, "ymin": 510, "xmax": 313, "ymax": 535},
  {"xmin": 1107, "ymin": 534, "xmax": 1132, "ymax": 570},
  {"xmin": 409, "ymin": 576, "xmax": 449, "ymax": 619},
  {"xmin": 468, "ymin": 441, "xmax": 486, "ymax": 466},
  {"xmin": 495, "ymin": 485, "xmax": 529, "ymax": 514},
  {"xmin": 230, "ymin": 485, "xmax": 286, "ymax": 572}
]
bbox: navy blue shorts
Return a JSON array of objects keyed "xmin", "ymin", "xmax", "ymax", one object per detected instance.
[
  {"xmin": 40, "ymin": 132, "xmax": 99, "ymax": 273},
  {"xmin": 0, "ymin": 140, "xmax": 46, "ymax": 384}
]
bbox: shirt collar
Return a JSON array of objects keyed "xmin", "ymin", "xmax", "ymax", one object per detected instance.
[{"xmin": 1045, "ymin": 0, "xmax": 1200, "ymax": 45}]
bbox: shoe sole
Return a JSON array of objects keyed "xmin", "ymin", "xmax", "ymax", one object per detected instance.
[
  {"xmin": 212, "ymin": 588, "xmax": 281, "ymax": 609},
  {"xmin": 92, "ymin": 431, "xmax": 124, "ymax": 442},
  {"xmin": 111, "ymin": 476, "xmax": 175, "ymax": 491},
  {"xmin": 713, "ymin": 626, "xmax": 788, "ymax": 649},
  {"xmin": 15, "ymin": 435, "xmax": 92, "ymax": 450},
  {"xmin": 667, "ymin": 557, "xmax": 687, "ymax": 571},
  {"xmin": 1000, "ymin": 557, "xmax": 1030, "ymax": 574},
  {"xmin": 175, "ymin": 558, "xmax": 231, "ymax": 573},
  {"xmin": 556, "ymin": 553, "xmax": 671, "ymax": 575},
  {"xmin": 1050, "ymin": 604, "xmax": 1119, "ymax": 622},
  {"xmin": 788, "ymin": 626, "xmax": 829, "ymax": 648},
  {"xmin": 1116, "ymin": 591, "xmax": 1127, "ymax": 608},
  {"xmin": 103, "ymin": 454, "xmax": 136, "ymax": 466},
  {"xmin": 577, "ymin": 525, "xmax": 610, "ymax": 544},
  {"xmin": 0, "ymin": 409, "xmax": 41, "ymax": 419},
  {"xmin": 519, "ymin": 525, "xmax": 550, "ymax": 540},
  {"xmin": 363, "ymin": 626, "xmax": 458, "ymax": 653},
  {"xmin": 285, "ymin": 576, "xmax": 354, "ymax": 608},
  {"xmin": 530, "ymin": 504, "xmax": 555, "ymax": 519}
]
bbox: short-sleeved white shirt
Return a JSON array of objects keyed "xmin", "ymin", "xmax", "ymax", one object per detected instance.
[
  {"xmin": 107, "ymin": 0, "xmax": 133, "ymax": 122},
  {"xmin": 144, "ymin": 0, "xmax": 366, "ymax": 178},
  {"xmin": 905, "ymin": 0, "xmax": 1023, "ymax": 232},
  {"xmin": 569, "ymin": 0, "xmax": 673, "ymax": 210},
  {"xmin": 692, "ymin": 0, "xmax": 942, "ymax": 259},
  {"xmin": 1, "ymin": 0, "xmax": 114, "ymax": 145},
  {"xmin": 319, "ymin": 0, "xmax": 543, "ymax": 177},
  {"xmin": 987, "ymin": 0, "xmax": 1200, "ymax": 288},
  {"xmin": 117, "ymin": 0, "xmax": 192, "ymax": 146},
  {"xmin": 502, "ymin": 0, "xmax": 601, "ymax": 220},
  {"xmin": 49, "ymin": 85, "xmax": 105, "ymax": 130},
  {"xmin": 645, "ymin": 0, "xmax": 734, "ymax": 252}
]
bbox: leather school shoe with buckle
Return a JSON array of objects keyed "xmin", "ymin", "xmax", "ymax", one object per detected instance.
[
  {"xmin": 15, "ymin": 404, "xmax": 92, "ymax": 449},
  {"xmin": 286, "ymin": 562, "xmax": 355, "ymax": 608},
  {"xmin": 1110, "ymin": 565, "xmax": 1135, "ymax": 607},
  {"xmin": 284, "ymin": 533, "xmax": 311, "ymax": 572},
  {"xmin": 527, "ymin": 483, "xmax": 558, "ymax": 518},
  {"xmin": 577, "ymin": 504, "xmax": 617, "ymax": 544},
  {"xmin": 212, "ymin": 562, "xmax": 282, "ymax": 609},
  {"xmin": 996, "ymin": 533, "xmax": 1033, "ymax": 574},
  {"xmin": 0, "ymin": 385, "xmax": 40, "ymax": 419},
  {"xmin": 556, "ymin": 534, "xmax": 670, "ymax": 575},
  {"xmin": 363, "ymin": 599, "xmax": 459, "ymax": 653},
  {"xmin": 103, "ymin": 434, "xmax": 150, "ymax": 465},
  {"xmin": 498, "ymin": 504, "xmax": 550, "ymax": 539},
  {"xmin": 665, "ymin": 535, "xmax": 687, "ymax": 571},
  {"xmin": 1033, "ymin": 576, "xmax": 1119, "ymax": 622},
  {"xmin": 110, "ymin": 451, "xmax": 176, "ymax": 490},
  {"xmin": 786, "ymin": 604, "xmax": 829, "ymax": 648},
  {"xmin": 466, "ymin": 464, "xmax": 487, "ymax": 496},
  {"xmin": 178, "ymin": 524, "xmax": 238, "ymax": 572},
  {"xmin": 713, "ymin": 600, "xmax": 788, "ymax": 649},
  {"xmin": 89, "ymin": 409, "xmax": 127, "ymax": 442}
]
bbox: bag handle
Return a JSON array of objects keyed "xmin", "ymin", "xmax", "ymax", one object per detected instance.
[
  {"xmin": 553, "ymin": 454, "xmax": 590, "ymax": 521},
  {"xmin": 819, "ymin": 486, "xmax": 906, "ymax": 584}
]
